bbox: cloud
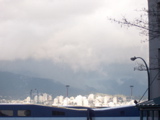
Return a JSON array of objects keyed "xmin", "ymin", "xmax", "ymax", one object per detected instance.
[
  {"xmin": 0, "ymin": 0, "xmax": 148, "ymax": 72},
  {"xmin": 0, "ymin": 58, "xmax": 148, "ymax": 96}
]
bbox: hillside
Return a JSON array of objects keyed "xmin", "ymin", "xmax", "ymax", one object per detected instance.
[{"xmin": 0, "ymin": 71, "xmax": 86, "ymax": 99}]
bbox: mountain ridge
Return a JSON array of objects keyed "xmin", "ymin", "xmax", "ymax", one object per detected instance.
[{"xmin": 0, "ymin": 71, "xmax": 89, "ymax": 99}]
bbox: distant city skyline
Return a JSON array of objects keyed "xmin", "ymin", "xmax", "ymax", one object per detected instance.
[{"xmin": 0, "ymin": 93, "xmax": 147, "ymax": 107}]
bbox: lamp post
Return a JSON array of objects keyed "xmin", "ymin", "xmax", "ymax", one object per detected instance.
[
  {"xmin": 30, "ymin": 89, "xmax": 32, "ymax": 103},
  {"xmin": 66, "ymin": 85, "xmax": 70, "ymax": 98},
  {"xmin": 130, "ymin": 85, "xmax": 134, "ymax": 100},
  {"xmin": 130, "ymin": 56, "xmax": 150, "ymax": 100},
  {"xmin": 66, "ymin": 85, "xmax": 70, "ymax": 105},
  {"xmin": 35, "ymin": 89, "xmax": 39, "ymax": 104}
]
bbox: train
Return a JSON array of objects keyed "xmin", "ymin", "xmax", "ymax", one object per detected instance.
[{"xmin": 0, "ymin": 103, "xmax": 140, "ymax": 120}]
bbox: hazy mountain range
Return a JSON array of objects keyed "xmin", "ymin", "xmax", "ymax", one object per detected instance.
[{"xmin": 0, "ymin": 71, "xmax": 97, "ymax": 99}]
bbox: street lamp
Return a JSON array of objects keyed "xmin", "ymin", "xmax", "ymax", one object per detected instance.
[
  {"xmin": 30, "ymin": 89, "xmax": 32, "ymax": 103},
  {"xmin": 66, "ymin": 85, "xmax": 70, "ymax": 98},
  {"xmin": 35, "ymin": 89, "xmax": 39, "ymax": 104},
  {"xmin": 66, "ymin": 85, "xmax": 70, "ymax": 106},
  {"xmin": 130, "ymin": 56, "xmax": 150, "ymax": 100},
  {"xmin": 130, "ymin": 85, "xmax": 134, "ymax": 100}
]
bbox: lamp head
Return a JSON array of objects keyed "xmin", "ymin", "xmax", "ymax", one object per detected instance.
[
  {"xmin": 66, "ymin": 85, "xmax": 70, "ymax": 87},
  {"xmin": 130, "ymin": 85, "xmax": 134, "ymax": 88},
  {"xmin": 130, "ymin": 57, "xmax": 137, "ymax": 61}
]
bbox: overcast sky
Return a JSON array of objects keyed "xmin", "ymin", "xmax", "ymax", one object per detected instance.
[{"xmin": 0, "ymin": 0, "xmax": 148, "ymax": 96}]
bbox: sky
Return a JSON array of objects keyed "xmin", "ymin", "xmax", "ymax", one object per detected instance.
[{"xmin": 0, "ymin": 0, "xmax": 149, "ymax": 96}]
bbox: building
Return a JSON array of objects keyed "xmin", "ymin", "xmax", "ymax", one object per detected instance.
[
  {"xmin": 136, "ymin": 97, "xmax": 160, "ymax": 120},
  {"xmin": 148, "ymin": 0, "xmax": 160, "ymax": 100},
  {"xmin": 136, "ymin": 0, "xmax": 160, "ymax": 119}
]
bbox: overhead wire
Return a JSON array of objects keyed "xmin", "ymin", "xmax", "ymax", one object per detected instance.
[{"xmin": 138, "ymin": 70, "xmax": 160, "ymax": 102}]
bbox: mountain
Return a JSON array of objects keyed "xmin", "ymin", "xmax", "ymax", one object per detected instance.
[{"xmin": 0, "ymin": 71, "xmax": 88, "ymax": 100}]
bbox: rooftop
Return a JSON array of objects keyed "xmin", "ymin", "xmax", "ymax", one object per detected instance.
[{"xmin": 136, "ymin": 97, "xmax": 160, "ymax": 109}]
